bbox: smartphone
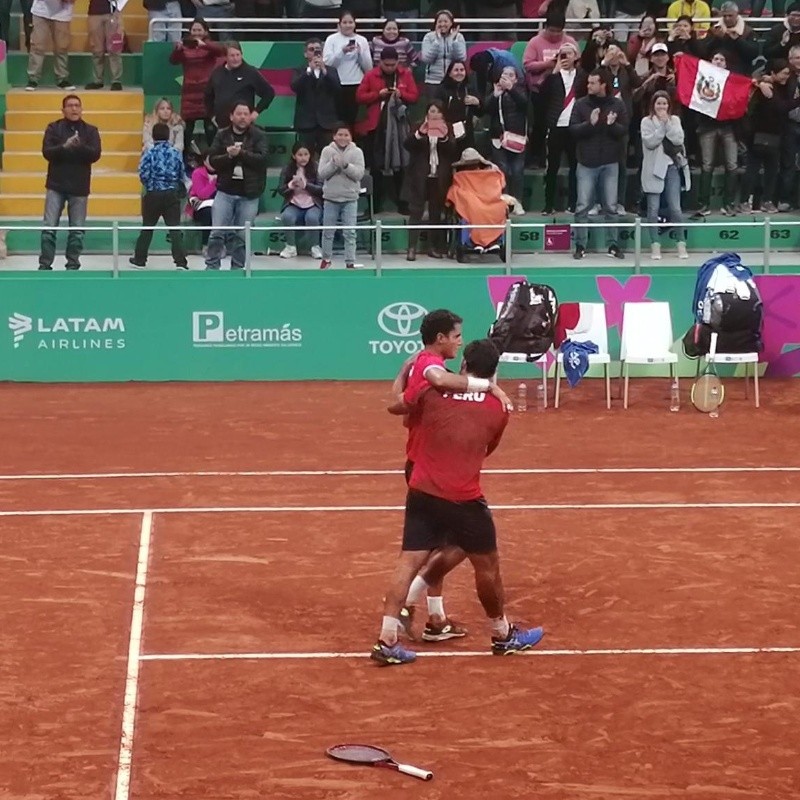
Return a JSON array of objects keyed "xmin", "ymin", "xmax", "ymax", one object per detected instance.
[{"xmin": 349, "ymin": 38, "xmax": 356, "ymax": 45}]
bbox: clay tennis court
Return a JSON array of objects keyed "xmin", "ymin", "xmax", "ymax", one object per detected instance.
[{"xmin": 2, "ymin": 380, "xmax": 800, "ymax": 800}]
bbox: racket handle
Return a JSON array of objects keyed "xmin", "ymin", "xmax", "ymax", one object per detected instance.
[{"xmin": 396, "ymin": 763, "xmax": 434, "ymax": 781}]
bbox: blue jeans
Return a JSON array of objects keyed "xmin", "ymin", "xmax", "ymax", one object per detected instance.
[
  {"xmin": 39, "ymin": 189, "xmax": 87, "ymax": 270},
  {"xmin": 147, "ymin": 1, "xmax": 181, "ymax": 42},
  {"xmin": 491, "ymin": 146, "xmax": 525, "ymax": 207},
  {"xmin": 205, "ymin": 191, "xmax": 260, "ymax": 270},
  {"xmin": 280, "ymin": 203, "xmax": 322, "ymax": 248},
  {"xmin": 645, "ymin": 164, "xmax": 684, "ymax": 246},
  {"xmin": 574, "ymin": 162, "xmax": 618, "ymax": 249},
  {"xmin": 321, "ymin": 199, "xmax": 357, "ymax": 264}
]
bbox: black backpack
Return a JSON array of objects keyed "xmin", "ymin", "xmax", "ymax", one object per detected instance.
[{"xmin": 489, "ymin": 281, "xmax": 558, "ymax": 359}]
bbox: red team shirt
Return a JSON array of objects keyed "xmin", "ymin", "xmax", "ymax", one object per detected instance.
[
  {"xmin": 402, "ymin": 351, "xmax": 446, "ymax": 460},
  {"xmin": 407, "ymin": 388, "xmax": 508, "ymax": 503}
]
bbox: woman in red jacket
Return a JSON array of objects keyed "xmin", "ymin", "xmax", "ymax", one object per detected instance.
[{"xmin": 169, "ymin": 19, "xmax": 226, "ymax": 152}]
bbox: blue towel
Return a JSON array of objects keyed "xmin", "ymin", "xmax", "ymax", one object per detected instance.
[{"xmin": 560, "ymin": 339, "xmax": 599, "ymax": 388}]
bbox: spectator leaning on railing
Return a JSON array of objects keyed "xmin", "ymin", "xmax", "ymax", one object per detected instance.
[
  {"xmin": 38, "ymin": 95, "xmax": 101, "ymax": 271},
  {"xmin": 130, "ymin": 122, "xmax": 188, "ymax": 270}
]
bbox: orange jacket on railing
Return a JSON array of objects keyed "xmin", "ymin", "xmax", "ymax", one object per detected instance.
[{"xmin": 446, "ymin": 169, "xmax": 507, "ymax": 248}]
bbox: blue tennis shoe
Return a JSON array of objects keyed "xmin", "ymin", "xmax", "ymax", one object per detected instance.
[
  {"xmin": 370, "ymin": 640, "xmax": 417, "ymax": 666},
  {"xmin": 491, "ymin": 625, "xmax": 545, "ymax": 655}
]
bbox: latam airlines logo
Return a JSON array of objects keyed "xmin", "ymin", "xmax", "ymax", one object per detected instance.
[
  {"xmin": 8, "ymin": 312, "xmax": 126, "ymax": 350},
  {"xmin": 370, "ymin": 302, "xmax": 427, "ymax": 356},
  {"xmin": 8, "ymin": 313, "xmax": 32, "ymax": 348}
]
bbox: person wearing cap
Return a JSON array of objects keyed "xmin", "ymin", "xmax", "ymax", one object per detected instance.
[
  {"xmin": 540, "ymin": 41, "xmax": 587, "ymax": 214},
  {"xmin": 764, "ymin": 3, "xmax": 800, "ymax": 61},
  {"xmin": 666, "ymin": 0, "xmax": 711, "ymax": 39},
  {"xmin": 356, "ymin": 44, "xmax": 419, "ymax": 213},
  {"xmin": 632, "ymin": 42, "xmax": 676, "ymax": 119}
]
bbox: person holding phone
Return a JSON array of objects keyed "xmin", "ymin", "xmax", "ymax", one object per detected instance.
[
  {"xmin": 434, "ymin": 60, "xmax": 482, "ymax": 154},
  {"xmin": 292, "ymin": 37, "xmax": 341, "ymax": 155},
  {"xmin": 323, "ymin": 11, "xmax": 372, "ymax": 128}
]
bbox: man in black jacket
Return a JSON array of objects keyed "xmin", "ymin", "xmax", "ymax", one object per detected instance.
[
  {"xmin": 204, "ymin": 42, "xmax": 276, "ymax": 130},
  {"xmin": 291, "ymin": 37, "xmax": 341, "ymax": 155},
  {"xmin": 569, "ymin": 68, "xmax": 627, "ymax": 260},
  {"xmin": 204, "ymin": 102, "xmax": 268, "ymax": 270},
  {"xmin": 39, "ymin": 94, "xmax": 101, "ymax": 271}
]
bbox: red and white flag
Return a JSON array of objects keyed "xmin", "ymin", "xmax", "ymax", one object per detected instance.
[{"xmin": 675, "ymin": 54, "xmax": 752, "ymax": 121}]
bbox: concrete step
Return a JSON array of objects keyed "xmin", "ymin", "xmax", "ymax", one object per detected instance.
[
  {"xmin": 4, "ymin": 129, "xmax": 141, "ymax": 150},
  {"xmin": 3, "ymin": 150, "xmax": 141, "ymax": 172},
  {"xmin": 6, "ymin": 110, "xmax": 143, "ymax": 131},
  {"xmin": 0, "ymin": 194, "xmax": 142, "ymax": 216},
  {"xmin": 6, "ymin": 87, "xmax": 144, "ymax": 112},
  {"xmin": 0, "ymin": 171, "xmax": 141, "ymax": 193}
]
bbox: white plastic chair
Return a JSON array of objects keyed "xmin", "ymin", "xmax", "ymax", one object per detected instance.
[
  {"xmin": 554, "ymin": 302, "xmax": 611, "ymax": 409},
  {"xmin": 619, "ymin": 301, "xmax": 678, "ymax": 409},
  {"xmin": 696, "ymin": 351, "xmax": 760, "ymax": 408},
  {"xmin": 495, "ymin": 302, "xmax": 549, "ymax": 407}
]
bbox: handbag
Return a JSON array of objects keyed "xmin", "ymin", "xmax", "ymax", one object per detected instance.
[
  {"xmin": 753, "ymin": 131, "xmax": 780, "ymax": 149},
  {"xmin": 498, "ymin": 93, "xmax": 528, "ymax": 153}
]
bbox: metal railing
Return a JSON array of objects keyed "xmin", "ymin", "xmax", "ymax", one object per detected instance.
[{"xmin": 2, "ymin": 216, "xmax": 796, "ymax": 276}]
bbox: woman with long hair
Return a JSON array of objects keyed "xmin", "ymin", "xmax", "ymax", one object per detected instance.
[
  {"xmin": 278, "ymin": 142, "xmax": 323, "ymax": 260},
  {"xmin": 143, "ymin": 98, "xmax": 185, "ymax": 152},
  {"xmin": 323, "ymin": 11, "xmax": 372, "ymax": 128},
  {"xmin": 169, "ymin": 19, "xmax": 225, "ymax": 152},
  {"xmin": 640, "ymin": 90, "xmax": 687, "ymax": 259},
  {"xmin": 433, "ymin": 59, "xmax": 482, "ymax": 153},
  {"xmin": 628, "ymin": 14, "xmax": 661, "ymax": 78},
  {"xmin": 420, "ymin": 10, "xmax": 467, "ymax": 93},
  {"xmin": 402, "ymin": 101, "xmax": 457, "ymax": 261}
]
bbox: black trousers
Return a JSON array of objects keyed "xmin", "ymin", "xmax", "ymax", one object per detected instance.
[
  {"xmin": 544, "ymin": 126, "xmax": 577, "ymax": 212},
  {"xmin": 297, "ymin": 127, "xmax": 333, "ymax": 158},
  {"xmin": 134, "ymin": 190, "xmax": 187, "ymax": 266},
  {"xmin": 185, "ymin": 117, "xmax": 217, "ymax": 150},
  {"xmin": 408, "ymin": 177, "xmax": 447, "ymax": 252},
  {"xmin": 338, "ymin": 85, "xmax": 359, "ymax": 130}
]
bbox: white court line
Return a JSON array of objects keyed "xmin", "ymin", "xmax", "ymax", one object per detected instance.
[
  {"xmin": 2, "ymin": 501, "xmax": 800, "ymax": 518},
  {"xmin": 139, "ymin": 645, "xmax": 800, "ymax": 662},
  {"xmin": 0, "ymin": 466, "xmax": 799, "ymax": 480},
  {"xmin": 113, "ymin": 512, "xmax": 154, "ymax": 800}
]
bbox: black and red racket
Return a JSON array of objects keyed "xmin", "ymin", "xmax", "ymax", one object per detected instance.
[{"xmin": 326, "ymin": 744, "xmax": 433, "ymax": 781}]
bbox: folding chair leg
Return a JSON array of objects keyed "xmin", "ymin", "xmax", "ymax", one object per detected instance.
[
  {"xmin": 618, "ymin": 360, "xmax": 624, "ymax": 401},
  {"xmin": 623, "ymin": 364, "xmax": 630, "ymax": 409},
  {"xmin": 554, "ymin": 361, "xmax": 561, "ymax": 409},
  {"xmin": 754, "ymin": 362, "xmax": 760, "ymax": 408},
  {"xmin": 744, "ymin": 363, "xmax": 750, "ymax": 399},
  {"xmin": 604, "ymin": 363, "xmax": 611, "ymax": 410},
  {"xmin": 542, "ymin": 368, "xmax": 548, "ymax": 409}
]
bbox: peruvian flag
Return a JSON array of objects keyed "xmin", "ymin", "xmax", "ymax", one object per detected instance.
[{"xmin": 675, "ymin": 54, "xmax": 752, "ymax": 121}]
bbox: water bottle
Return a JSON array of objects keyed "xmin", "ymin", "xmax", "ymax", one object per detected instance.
[
  {"xmin": 536, "ymin": 382, "xmax": 546, "ymax": 412},
  {"xmin": 670, "ymin": 378, "xmax": 680, "ymax": 412},
  {"xmin": 709, "ymin": 385, "xmax": 720, "ymax": 419},
  {"xmin": 516, "ymin": 382, "xmax": 527, "ymax": 412}
]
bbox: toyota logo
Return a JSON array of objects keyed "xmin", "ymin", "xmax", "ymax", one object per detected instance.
[{"xmin": 377, "ymin": 302, "xmax": 428, "ymax": 338}]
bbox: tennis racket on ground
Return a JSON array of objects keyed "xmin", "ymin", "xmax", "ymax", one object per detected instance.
[
  {"xmin": 326, "ymin": 744, "xmax": 433, "ymax": 781},
  {"xmin": 691, "ymin": 331, "xmax": 725, "ymax": 413}
]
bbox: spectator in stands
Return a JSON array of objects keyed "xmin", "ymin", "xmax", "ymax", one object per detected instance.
[
  {"xmin": 187, "ymin": 155, "xmax": 218, "ymax": 252},
  {"xmin": 434, "ymin": 59, "xmax": 483, "ymax": 153},
  {"xmin": 26, "ymin": 0, "xmax": 75, "ymax": 91},
  {"xmin": 764, "ymin": 3, "xmax": 800, "ymax": 60},
  {"xmin": 318, "ymin": 123, "xmax": 365, "ymax": 270},
  {"xmin": 292, "ymin": 37, "xmax": 341, "ymax": 156},
  {"xmin": 278, "ymin": 142, "xmax": 324, "ymax": 259},
  {"xmin": 143, "ymin": 99, "xmax": 186, "ymax": 152},
  {"xmin": 613, "ymin": 0, "xmax": 648, "ymax": 44},
  {"xmin": 667, "ymin": 15, "xmax": 704, "ymax": 57},
  {"xmin": 38, "ymin": 95, "xmax": 101, "ymax": 271},
  {"xmin": 402, "ymin": 101, "xmax": 457, "ymax": 260},
  {"xmin": 170, "ymin": 20, "xmax": 226, "ymax": 153},
  {"xmin": 600, "ymin": 43, "xmax": 638, "ymax": 211},
  {"xmin": 371, "ymin": 19, "xmax": 418, "ymax": 67},
  {"xmin": 632, "ymin": 42, "xmax": 675, "ymax": 118},
  {"xmin": 702, "ymin": 3, "xmax": 758, "ymax": 76},
  {"xmin": 641, "ymin": 91, "xmax": 687, "ymax": 259},
  {"xmin": 485, "ymin": 65, "xmax": 528, "ymax": 212},
  {"xmin": 739, "ymin": 59, "xmax": 798, "ymax": 214},
  {"xmin": 541, "ymin": 41, "xmax": 586, "ymax": 213},
  {"xmin": 570, "ymin": 68, "xmax": 627, "ymax": 260},
  {"xmin": 86, "ymin": 0, "xmax": 123, "ymax": 90},
  {"xmin": 234, "ymin": 0, "xmax": 284, "ymax": 41},
  {"xmin": 627, "ymin": 15, "xmax": 661, "ymax": 79},
  {"xmin": 204, "ymin": 42, "xmax": 276, "ymax": 129},
  {"xmin": 421, "ymin": 11, "xmax": 467, "ymax": 94},
  {"xmin": 323, "ymin": 12, "xmax": 372, "ymax": 129},
  {"xmin": 381, "ymin": 0, "xmax": 418, "ymax": 23},
  {"xmin": 130, "ymin": 122, "xmax": 188, "ymax": 269},
  {"xmin": 581, "ymin": 26, "xmax": 617, "ymax": 73},
  {"xmin": 192, "ymin": 0, "xmax": 235, "ymax": 22},
  {"xmin": 752, "ymin": 0, "xmax": 786, "ymax": 19},
  {"xmin": 356, "ymin": 45, "xmax": 419, "ymax": 212},
  {"xmin": 523, "ymin": 11, "xmax": 578, "ymax": 165},
  {"xmin": 666, "ymin": 0, "xmax": 711, "ymax": 39},
  {"xmin": 694, "ymin": 52, "xmax": 740, "ymax": 217},
  {"xmin": 204, "ymin": 101, "xmax": 268, "ymax": 270},
  {"xmin": 302, "ymin": 0, "xmax": 341, "ymax": 19},
  {"xmin": 145, "ymin": 0, "xmax": 182, "ymax": 42},
  {"xmin": 778, "ymin": 44, "xmax": 800, "ymax": 209},
  {"xmin": 562, "ymin": 0, "xmax": 600, "ymax": 25}
]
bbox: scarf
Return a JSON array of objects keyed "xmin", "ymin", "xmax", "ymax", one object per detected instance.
[{"xmin": 428, "ymin": 136, "xmax": 439, "ymax": 177}]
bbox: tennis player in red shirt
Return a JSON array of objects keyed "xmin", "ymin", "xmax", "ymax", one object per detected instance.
[{"xmin": 373, "ymin": 338, "xmax": 545, "ymax": 666}]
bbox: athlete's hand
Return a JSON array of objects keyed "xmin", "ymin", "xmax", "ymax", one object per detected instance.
[{"xmin": 490, "ymin": 383, "xmax": 514, "ymax": 412}]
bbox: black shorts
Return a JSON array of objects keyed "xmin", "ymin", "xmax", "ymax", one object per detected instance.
[
  {"xmin": 402, "ymin": 489, "xmax": 497, "ymax": 555},
  {"xmin": 404, "ymin": 459, "xmax": 414, "ymax": 486}
]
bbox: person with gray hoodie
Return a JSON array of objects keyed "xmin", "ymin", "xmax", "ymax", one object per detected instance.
[
  {"xmin": 420, "ymin": 11, "xmax": 467, "ymax": 93},
  {"xmin": 318, "ymin": 123, "xmax": 365, "ymax": 270}
]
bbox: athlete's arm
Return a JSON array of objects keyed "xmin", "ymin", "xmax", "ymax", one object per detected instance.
[
  {"xmin": 486, "ymin": 411, "xmax": 510, "ymax": 457},
  {"xmin": 387, "ymin": 395, "xmax": 409, "ymax": 415},
  {"xmin": 390, "ymin": 353, "xmax": 417, "ymax": 396}
]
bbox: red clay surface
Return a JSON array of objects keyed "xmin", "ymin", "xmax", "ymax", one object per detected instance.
[{"xmin": 1, "ymin": 381, "xmax": 800, "ymax": 800}]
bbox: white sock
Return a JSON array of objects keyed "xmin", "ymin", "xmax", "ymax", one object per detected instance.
[
  {"xmin": 427, "ymin": 596, "xmax": 446, "ymax": 619},
  {"xmin": 380, "ymin": 616, "xmax": 399, "ymax": 645},
  {"xmin": 490, "ymin": 616, "xmax": 510, "ymax": 639},
  {"xmin": 405, "ymin": 575, "xmax": 429, "ymax": 606}
]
